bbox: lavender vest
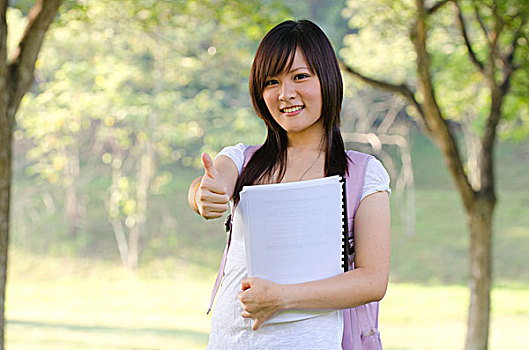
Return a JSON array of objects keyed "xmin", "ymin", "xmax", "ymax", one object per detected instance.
[{"xmin": 207, "ymin": 146, "xmax": 382, "ymax": 350}]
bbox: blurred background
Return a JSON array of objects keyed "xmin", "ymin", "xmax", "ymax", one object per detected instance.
[{"xmin": 5, "ymin": 0, "xmax": 528, "ymax": 349}]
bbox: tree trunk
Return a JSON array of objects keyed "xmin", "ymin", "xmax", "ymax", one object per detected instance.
[
  {"xmin": 108, "ymin": 151, "xmax": 131, "ymax": 270},
  {"xmin": 412, "ymin": 5, "xmax": 495, "ymax": 348},
  {"xmin": 0, "ymin": 105, "xmax": 12, "ymax": 350},
  {"xmin": 0, "ymin": 1, "xmax": 64, "ymax": 348},
  {"xmin": 0, "ymin": 0, "xmax": 11, "ymax": 343},
  {"xmin": 465, "ymin": 196, "xmax": 494, "ymax": 350},
  {"xmin": 110, "ymin": 217, "xmax": 131, "ymax": 269},
  {"xmin": 461, "ymin": 111, "xmax": 481, "ymax": 191},
  {"xmin": 127, "ymin": 150, "xmax": 155, "ymax": 272},
  {"xmin": 64, "ymin": 147, "xmax": 81, "ymax": 236}
]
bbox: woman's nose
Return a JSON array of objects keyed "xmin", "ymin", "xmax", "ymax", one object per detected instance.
[{"xmin": 279, "ymin": 80, "xmax": 296, "ymax": 101}]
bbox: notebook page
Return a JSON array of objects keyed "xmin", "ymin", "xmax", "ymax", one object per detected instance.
[{"xmin": 239, "ymin": 176, "xmax": 343, "ymax": 323}]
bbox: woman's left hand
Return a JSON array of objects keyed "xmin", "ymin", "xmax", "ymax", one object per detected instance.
[{"xmin": 238, "ymin": 277, "xmax": 285, "ymax": 330}]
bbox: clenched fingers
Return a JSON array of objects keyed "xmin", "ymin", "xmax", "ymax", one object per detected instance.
[
  {"xmin": 197, "ymin": 186, "xmax": 229, "ymax": 219},
  {"xmin": 198, "ymin": 189, "xmax": 229, "ymax": 204},
  {"xmin": 199, "ymin": 176, "xmax": 227, "ymax": 195}
]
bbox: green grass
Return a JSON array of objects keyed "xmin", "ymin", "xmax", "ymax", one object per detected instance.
[
  {"xmin": 380, "ymin": 283, "xmax": 529, "ymax": 350},
  {"xmin": 6, "ymin": 250, "xmax": 214, "ymax": 350},
  {"xmin": 6, "ymin": 250, "xmax": 529, "ymax": 349}
]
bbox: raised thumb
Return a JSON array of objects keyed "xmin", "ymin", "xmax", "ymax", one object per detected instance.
[{"xmin": 201, "ymin": 152, "xmax": 218, "ymax": 178}]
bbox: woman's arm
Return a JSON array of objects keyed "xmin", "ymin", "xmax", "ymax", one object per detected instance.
[
  {"xmin": 187, "ymin": 153, "xmax": 239, "ymax": 219},
  {"xmin": 238, "ymin": 190, "xmax": 390, "ymax": 330}
]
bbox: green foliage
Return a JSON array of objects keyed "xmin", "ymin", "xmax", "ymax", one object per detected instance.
[
  {"xmin": 18, "ymin": 0, "xmax": 288, "ymax": 177},
  {"xmin": 340, "ymin": 0, "xmax": 529, "ymax": 139},
  {"xmin": 12, "ymin": 1, "xmax": 288, "ymax": 258},
  {"xmin": 340, "ymin": 0, "xmax": 417, "ymax": 84},
  {"xmin": 9, "ymin": 0, "xmax": 528, "ymax": 272},
  {"xmin": 284, "ymin": 0, "xmax": 350, "ymax": 48}
]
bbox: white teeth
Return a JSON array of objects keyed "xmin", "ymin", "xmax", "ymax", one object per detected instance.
[{"xmin": 282, "ymin": 106, "xmax": 303, "ymax": 113}]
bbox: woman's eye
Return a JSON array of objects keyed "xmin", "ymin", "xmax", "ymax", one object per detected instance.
[
  {"xmin": 294, "ymin": 73, "xmax": 309, "ymax": 80},
  {"xmin": 265, "ymin": 79, "xmax": 279, "ymax": 86}
]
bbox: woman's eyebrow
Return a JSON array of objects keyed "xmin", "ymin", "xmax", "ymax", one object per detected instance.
[{"xmin": 288, "ymin": 66, "xmax": 309, "ymax": 73}]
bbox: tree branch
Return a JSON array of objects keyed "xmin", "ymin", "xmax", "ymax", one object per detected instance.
[
  {"xmin": 472, "ymin": 0, "xmax": 491, "ymax": 46},
  {"xmin": 455, "ymin": 2, "xmax": 484, "ymax": 73},
  {"xmin": 500, "ymin": 14, "xmax": 527, "ymax": 90},
  {"xmin": 483, "ymin": 11, "xmax": 505, "ymax": 89},
  {"xmin": 8, "ymin": 0, "xmax": 62, "ymax": 116},
  {"xmin": 427, "ymin": 0, "xmax": 451, "ymax": 15},
  {"xmin": 478, "ymin": 12, "xmax": 525, "ymax": 194},
  {"xmin": 413, "ymin": 0, "xmax": 475, "ymax": 208},
  {"xmin": 500, "ymin": 46, "xmax": 517, "ymax": 92},
  {"xmin": 479, "ymin": 86, "xmax": 502, "ymax": 195},
  {"xmin": 339, "ymin": 60, "xmax": 425, "ymax": 120}
]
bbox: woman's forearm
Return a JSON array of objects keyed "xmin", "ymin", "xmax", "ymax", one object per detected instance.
[
  {"xmin": 238, "ymin": 267, "xmax": 388, "ymax": 330},
  {"xmin": 279, "ymin": 266, "xmax": 388, "ymax": 311}
]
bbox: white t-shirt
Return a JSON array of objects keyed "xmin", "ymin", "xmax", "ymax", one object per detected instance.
[
  {"xmin": 207, "ymin": 143, "xmax": 390, "ymax": 350},
  {"xmin": 216, "ymin": 143, "xmax": 391, "ymax": 201}
]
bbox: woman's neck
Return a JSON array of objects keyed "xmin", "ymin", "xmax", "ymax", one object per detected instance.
[{"xmin": 286, "ymin": 119, "xmax": 325, "ymax": 151}]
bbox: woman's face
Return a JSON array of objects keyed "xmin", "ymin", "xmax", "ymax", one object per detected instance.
[{"xmin": 262, "ymin": 49, "xmax": 323, "ymax": 138}]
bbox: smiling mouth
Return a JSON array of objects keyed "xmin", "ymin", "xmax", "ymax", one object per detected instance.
[{"xmin": 280, "ymin": 105, "xmax": 305, "ymax": 113}]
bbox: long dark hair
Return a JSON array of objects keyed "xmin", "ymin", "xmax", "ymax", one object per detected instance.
[{"xmin": 233, "ymin": 20, "xmax": 348, "ymax": 205}]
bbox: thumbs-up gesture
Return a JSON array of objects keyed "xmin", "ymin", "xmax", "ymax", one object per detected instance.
[{"xmin": 195, "ymin": 153, "xmax": 230, "ymax": 219}]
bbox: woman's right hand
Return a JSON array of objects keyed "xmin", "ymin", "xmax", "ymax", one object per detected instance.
[{"xmin": 195, "ymin": 153, "xmax": 230, "ymax": 219}]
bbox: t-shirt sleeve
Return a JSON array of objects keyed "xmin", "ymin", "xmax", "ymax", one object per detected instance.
[
  {"xmin": 361, "ymin": 157, "xmax": 391, "ymax": 201},
  {"xmin": 215, "ymin": 143, "xmax": 249, "ymax": 175}
]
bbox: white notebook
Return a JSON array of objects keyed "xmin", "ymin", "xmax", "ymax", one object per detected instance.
[{"xmin": 239, "ymin": 175, "xmax": 348, "ymax": 324}]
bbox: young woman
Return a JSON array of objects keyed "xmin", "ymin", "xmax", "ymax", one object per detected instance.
[{"xmin": 188, "ymin": 20, "xmax": 391, "ymax": 349}]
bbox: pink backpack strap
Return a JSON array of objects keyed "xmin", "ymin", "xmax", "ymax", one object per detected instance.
[
  {"xmin": 207, "ymin": 145, "xmax": 260, "ymax": 314},
  {"xmin": 344, "ymin": 150, "xmax": 371, "ymax": 252},
  {"xmin": 342, "ymin": 150, "xmax": 383, "ymax": 349},
  {"xmin": 345, "ymin": 150, "xmax": 371, "ymax": 220},
  {"xmin": 241, "ymin": 146, "xmax": 260, "ymax": 170}
]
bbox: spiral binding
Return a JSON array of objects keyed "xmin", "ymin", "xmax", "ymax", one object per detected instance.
[{"xmin": 340, "ymin": 177, "xmax": 349, "ymax": 272}]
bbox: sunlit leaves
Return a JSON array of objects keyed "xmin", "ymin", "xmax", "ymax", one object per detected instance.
[
  {"xmin": 12, "ymin": 0, "xmax": 284, "ymax": 253},
  {"xmin": 340, "ymin": 0, "xmax": 529, "ymax": 139},
  {"xmin": 340, "ymin": 0, "xmax": 416, "ymax": 85},
  {"xmin": 343, "ymin": 0, "xmax": 416, "ymax": 35}
]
